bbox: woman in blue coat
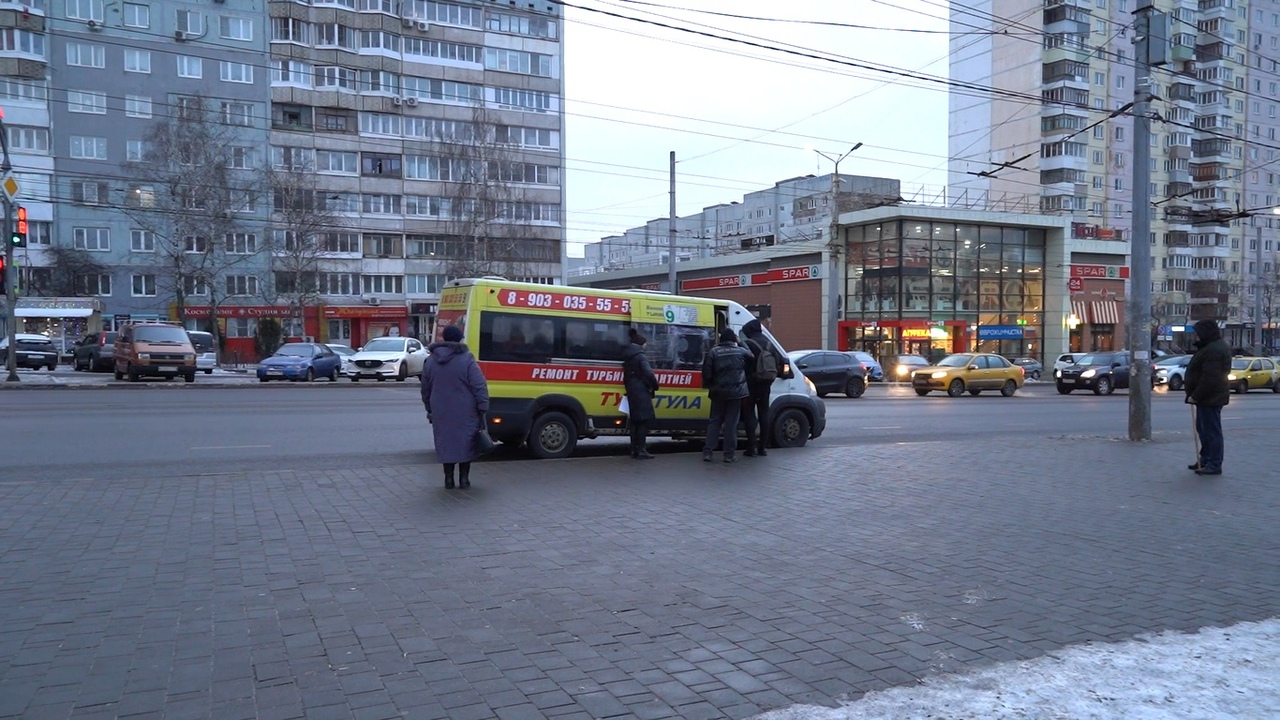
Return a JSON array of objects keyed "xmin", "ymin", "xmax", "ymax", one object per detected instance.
[{"xmin": 421, "ymin": 325, "xmax": 490, "ymax": 488}]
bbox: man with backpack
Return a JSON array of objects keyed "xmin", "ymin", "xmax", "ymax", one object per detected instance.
[
  {"xmin": 701, "ymin": 328, "xmax": 752, "ymax": 463},
  {"xmin": 739, "ymin": 319, "xmax": 780, "ymax": 457}
]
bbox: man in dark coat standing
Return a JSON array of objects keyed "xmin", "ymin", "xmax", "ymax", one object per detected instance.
[
  {"xmin": 421, "ymin": 325, "xmax": 490, "ymax": 488},
  {"xmin": 739, "ymin": 319, "xmax": 781, "ymax": 457},
  {"xmin": 701, "ymin": 328, "xmax": 751, "ymax": 463},
  {"xmin": 622, "ymin": 329, "xmax": 660, "ymax": 460},
  {"xmin": 1184, "ymin": 318, "xmax": 1232, "ymax": 475}
]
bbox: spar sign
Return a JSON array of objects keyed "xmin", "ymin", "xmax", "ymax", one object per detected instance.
[{"xmin": 680, "ymin": 264, "xmax": 822, "ymax": 293}]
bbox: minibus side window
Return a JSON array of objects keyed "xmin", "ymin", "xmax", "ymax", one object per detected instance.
[
  {"xmin": 564, "ymin": 319, "xmax": 629, "ymax": 362},
  {"xmin": 478, "ymin": 312, "xmax": 555, "ymax": 362},
  {"xmin": 632, "ymin": 321, "xmax": 712, "ymax": 370}
]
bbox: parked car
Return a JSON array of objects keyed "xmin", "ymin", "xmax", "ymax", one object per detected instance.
[
  {"xmin": 348, "ymin": 336, "xmax": 428, "ymax": 382},
  {"xmin": 1228, "ymin": 357, "xmax": 1280, "ymax": 393},
  {"xmin": 256, "ymin": 343, "xmax": 343, "ymax": 382},
  {"xmin": 1009, "ymin": 357, "xmax": 1044, "ymax": 380},
  {"xmin": 1153, "ymin": 354, "xmax": 1192, "ymax": 391},
  {"xmin": 787, "ymin": 350, "xmax": 867, "ymax": 398},
  {"xmin": 1053, "ymin": 353, "xmax": 1087, "ymax": 373},
  {"xmin": 910, "ymin": 353, "xmax": 1024, "ymax": 397},
  {"xmin": 327, "ymin": 344, "xmax": 356, "ymax": 376},
  {"xmin": 186, "ymin": 331, "xmax": 218, "ymax": 374},
  {"xmin": 846, "ymin": 350, "xmax": 885, "ymax": 381},
  {"xmin": 1055, "ymin": 351, "xmax": 1130, "ymax": 395},
  {"xmin": 0, "ymin": 334, "xmax": 59, "ymax": 370},
  {"xmin": 113, "ymin": 321, "xmax": 198, "ymax": 382},
  {"xmin": 72, "ymin": 331, "xmax": 117, "ymax": 372},
  {"xmin": 885, "ymin": 354, "xmax": 930, "ymax": 382}
]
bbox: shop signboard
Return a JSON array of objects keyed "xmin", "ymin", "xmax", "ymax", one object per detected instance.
[
  {"xmin": 977, "ymin": 325, "xmax": 1024, "ymax": 339},
  {"xmin": 679, "ymin": 264, "xmax": 822, "ymax": 293},
  {"xmin": 1070, "ymin": 264, "xmax": 1130, "ymax": 279}
]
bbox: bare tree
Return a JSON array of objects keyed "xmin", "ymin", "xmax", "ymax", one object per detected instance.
[
  {"xmin": 438, "ymin": 105, "xmax": 556, "ymax": 280},
  {"xmin": 260, "ymin": 163, "xmax": 343, "ymax": 337},
  {"xmin": 28, "ymin": 247, "xmax": 110, "ymax": 297},
  {"xmin": 1261, "ymin": 267, "xmax": 1280, "ymax": 351},
  {"xmin": 120, "ymin": 98, "xmax": 263, "ymax": 350}
]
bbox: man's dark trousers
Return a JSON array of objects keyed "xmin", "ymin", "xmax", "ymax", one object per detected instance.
[
  {"xmin": 704, "ymin": 398, "xmax": 741, "ymax": 458},
  {"xmin": 1195, "ymin": 404, "xmax": 1224, "ymax": 470},
  {"xmin": 742, "ymin": 383, "xmax": 770, "ymax": 450}
]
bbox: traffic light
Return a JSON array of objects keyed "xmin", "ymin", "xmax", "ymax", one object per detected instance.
[
  {"xmin": 11, "ymin": 206, "xmax": 26, "ymax": 247},
  {"xmin": 0, "ymin": 256, "xmax": 6, "ymax": 294}
]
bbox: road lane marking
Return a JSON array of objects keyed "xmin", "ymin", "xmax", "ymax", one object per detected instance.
[
  {"xmin": 189, "ymin": 444, "xmax": 272, "ymax": 450},
  {"xmin": 863, "ymin": 425, "xmax": 903, "ymax": 429}
]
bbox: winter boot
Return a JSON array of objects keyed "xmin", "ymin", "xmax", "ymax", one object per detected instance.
[
  {"xmin": 635, "ymin": 444, "xmax": 655, "ymax": 460},
  {"xmin": 459, "ymin": 464, "xmax": 471, "ymax": 489},
  {"xmin": 443, "ymin": 466, "xmax": 455, "ymax": 490},
  {"xmin": 756, "ymin": 443, "xmax": 768, "ymax": 457}
]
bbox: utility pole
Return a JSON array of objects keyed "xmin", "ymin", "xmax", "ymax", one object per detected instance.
[
  {"xmin": 1256, "ymin": 224, "xmax": 1264, "ymax": 351},
  {"xmin": 1128, "ymin": 0, "xmax": 1167, "ymax": 440},
  {"xmin": 668, "ymin": 151, "xmax": 677, "ymax": 294},
  {"xmin": 816, "ymin": 143, "xmax": 862, "ymax": 350},
  {"xmin": 2, "ymin": 107, "xmax": 18, "ymax": 382}
]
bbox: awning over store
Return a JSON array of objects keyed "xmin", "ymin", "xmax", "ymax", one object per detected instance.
[
  {"xmin": 14, "ymin": 298, "xmax": 103, "ymax": 318},
  {"xmin": 1091, "ymin": 300, "xmax": 1120, "ymax": 325},
  {"xmin": 15, "ymin": 307, "xmax": 95, "ymax": 317},
  {"xmin": 1071, "ymin": 300, "xmax": 1089, "ymax": 323}
]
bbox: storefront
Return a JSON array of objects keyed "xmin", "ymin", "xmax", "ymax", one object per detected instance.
[
  {"xmin": 409, "ymin": 302, "xmax": 438, "ymax": 343},
  {"xmin": 180, "ymin": 305, "xmax": 323, "ymax": 364},
  {"xmin": 841, "ymin": 219, "xmax": 1053, "ymax": 362},
  {"xmin": 322, "ymin": 305, "xmax": 409, "ymax": 348},
  {"xmin": 11, "ymin": 298, "xmax": 105, "ymax": 357},
  {"xmin": 1066, "ymin": 264, "xmax": 1128, "ymax": 353}
]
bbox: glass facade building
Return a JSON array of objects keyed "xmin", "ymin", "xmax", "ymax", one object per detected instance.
[{"xmin": 842, "ymin": 221, "xmax": 1048, "ymax": 362}]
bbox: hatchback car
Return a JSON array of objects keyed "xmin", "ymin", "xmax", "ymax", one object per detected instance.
[
  {"xmin": 257, "ymin": 343, "xmax": 343, "ymax": 382},
  {"xmin": 1010, "ymin": 357, "xmax": 1044, "ymax": 380},
  {"xmin": 911, "ymin": 353, "xmax": 1023, "ymax": 397},
  {"xmin": 787, "ymin": 350, "xmax": 868, "ymax": 398},
  {"xmin": 1055, "ymin": 351, "xmax": 1129, "ymax": 395},
  {"xmin": 326, "ymin": 344, "xmax": 356, "ymax": 376},
  {"xmin": 846, "ymin": 350, "xmax": 885, "ymax": 381},
  {"xmin": 348, "ymin": 336, "xmax": 428, "ymax": 382},
  {"xmin": 72, "ymin": 331, "xmax": 117, "ymax": 372},
  {"xmin": 1228, "ymin": 357, "xmax": 1280, "ymax": 393},
  {"xmin": 0, "ymin": 334, "xmax": 59, "ymax": 370},
  {"xmin": 1153, "ymin": 354, "xmax": 1191, "ymax": 391},
  {"xmin": 186, "ymin": 331, "xmax": 218, "ymax": 374},
  {"xmin": 885, "ymin": 354, "xmax": 930, "ymax": 382}
]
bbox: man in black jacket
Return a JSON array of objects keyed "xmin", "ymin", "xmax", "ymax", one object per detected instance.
[
  {"xmin": 701, "ymin": 328, "xmax": 751, "ymax": 463},
  {"xmin": 1184, "ymin": 318, "xmax": 1232, "ymax": 475},
  {"xmin": 740, "ymin": 319, "xmax": 782, "ymax": 457}
]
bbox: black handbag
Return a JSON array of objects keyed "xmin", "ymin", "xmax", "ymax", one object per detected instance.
[{"xmin": 474, "ymin": 414, "xmax": 497, "ymax": 454}]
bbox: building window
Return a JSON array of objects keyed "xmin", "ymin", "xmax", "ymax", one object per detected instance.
[
  {"xmin": 363, "ymin": 234, "xmax": 402, "ymax": 257},
  {"xmin": 73, "ymin": 227, "xmax": 110, "ymax": 251},
  {"xmin": 66, "ymin": 42, "xmax": 105, "ymax": 68},
  {"xmin": 322, "ymin": 233, "xmax": 359, "ymax": 253},
  {"xmin": 271, "ymin": 60, "xmax": 313, "ymax": 86},
  {"xmin": 361, "ymin": 275, "xmax": 403, "ymax": 294},
  {"xmin": 361, "ymin": 154, "xmax": 401, "ymax": 177},
  {"xmin": 316, "ymin": 150, "xmax": 357, "ymax": 174},
  {"xmin": 70, "ymin": 136, "xmax": 107, "ymax": 160},
  {"xmin": 78, "ymin": 273, "xmax": 112, "ymax": 296},
  {"xmin": 177, "ymin": 56, "xmax": 202, "ymax": 78},
  {"xmin": 319, "ymin": 272, "xmax": 358, "ymax": 294},
  {"xmin": 66, "ymin": 0, "xmax": 104, "ymax": 22},
  {"xmin": 0, "ymin": 29, "xmax": 45, "ymax": 56},
  {"xmin": 131, "ymin": 274, "xmax": 157, "ymax": 297},
  {"xmin": 225, "ymin": 233, "xmax": 258, "ymax": 254},
  {"xmin": 184, "ymin": 235, "xmax": 209, "ymax": 253},
  {"xmin": 176, "ymin": 9, "xmax": 203, "ymax": 34},
  {"xmin": 271, "ymin": 146, "xmax": 313, "ymax": 171},
  {"xmin": 183, "ymin": 276, "xmax": 209, "ymax": 296},
  {"xmin": 220, "ymin": 61, "xmax": 253, "ymax": 84},
  {"xmin": 225, "ymin": 275, "xmax": 258, "ymax": 296},
  {"xmin": 221, "ymin": 101, "xmax": 253, "ymax": 126},
  {"xmin": 220, "ymin": 16, "xmax": 253, "ymax": 40},
  {"xmin": 68, "ymin": 90, "xmax": 107, "ymax": 114},
  {"xmin": 406, "ymin": 274, "xmax": 447, "ymax": 294},
  {"xmin": 125, "ymin": 140, "xmax": 146, "ymax": 162},
  {"xmin": 123, "ymin": 2, "xmax": 148, "ymax": 27},
  {"xmin": 271, "ymin": 17, "xmax": 310, "ymax": 43},
  {"xmin": 124, "ymin": 95, "xmax": 152, "ymax": 118},
  {"xmin": 7, "ymin": 126, "xmax": 48, "ymax": 153},
  {"xmin": 361, "ymin": 194, "xmax": 401, "ymax": 214},
  {"xmin": 124, "ymin": 49, "xmax": 150, "ymax": 73},
  {"xmin": 227, "ymin": 146, "xmax": 253, "ymax": 169},
  {"xmin": 131, "ymin": 229, "xmax": 154, "ymax": 252},
  {"xmin": 483, "ymin": 48, "xmax": 553, "ymax": 77},
  {"xmin": 71, "ymin": 180, "xmax": 108, "ymax": 204}
]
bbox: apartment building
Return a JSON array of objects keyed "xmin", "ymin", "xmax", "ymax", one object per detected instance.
[
  {"xmin": 581, "ymin": 174, "xmax": 902, "ymax": 276},
  {"xmin": 1, "ymin": 0, "xmax": 565, "ymax": 357},
  {"xmin": 950, "ymin": 0, "xmax": 1279, "ymax": 350}
]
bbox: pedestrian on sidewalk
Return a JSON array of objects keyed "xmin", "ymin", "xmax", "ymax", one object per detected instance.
[
  {"xmin": 622, "ymin": 328, "xmax": 660, "ymax": 460},
  {"xmin": 739, "ymin": 319, "xmax": 781, "ymax": 458},
  {"xmin": 701, "ymin": 328, "xmax": 751, "ymax": 463},
  {"xmin": 421, "ymin": 325, "xmax": 490, "ymax": 489},
  {"xmin": 1184, "ymin": 318, "xmax": 1231, "ymax": 476}
]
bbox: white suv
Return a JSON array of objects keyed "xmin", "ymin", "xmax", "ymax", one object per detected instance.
[{"xmin": 347, "ymin": 337, "xmax": 428, "ymax": 382}]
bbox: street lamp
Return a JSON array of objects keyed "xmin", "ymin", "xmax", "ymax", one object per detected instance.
[{"xmin": 815, "ymin": 143, "xmax": 862, "ymax": 350}]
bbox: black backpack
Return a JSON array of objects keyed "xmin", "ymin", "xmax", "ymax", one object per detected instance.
[{"xmin": 748, "ymin": 338, "xmax": 778, "ymax": 383}]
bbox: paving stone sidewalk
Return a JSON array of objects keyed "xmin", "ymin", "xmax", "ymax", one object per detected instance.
[{"xmin": 1, "ymin": 428, "xmax": 1277, "ymax": 719}]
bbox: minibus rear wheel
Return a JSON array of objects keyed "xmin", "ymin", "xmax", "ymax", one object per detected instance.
[{"xmin": 528, "ymin": 411, "xmax": 578, "ymax": 459}]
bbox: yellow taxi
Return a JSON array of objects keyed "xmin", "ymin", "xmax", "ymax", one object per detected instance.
[
  {"xmin": 911, "ymin": 353, "xmax": 1025, "ymax": 397},
  {"xmin": 1228, "ymin": 357, "xmax": 1280, "ymax": 393}
]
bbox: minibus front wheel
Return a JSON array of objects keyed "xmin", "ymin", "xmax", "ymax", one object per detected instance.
[{"xmin": 528, "ymin": 411, "xmax": 579, "ymax": 459}]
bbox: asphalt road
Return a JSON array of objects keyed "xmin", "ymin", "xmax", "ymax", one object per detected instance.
[{"xmin": 5, "ymin": 381, "xmax": 1278, "ymax": 484}]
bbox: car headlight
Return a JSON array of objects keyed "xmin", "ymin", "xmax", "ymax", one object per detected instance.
[
  {"xmin": 930, "ymin": 370, "xmax": 948, "ymax": 379},
  {"xmin": 896, "ymin": 365, "xmax": 909, "ymax": 376},
  {"xmin": 1054, "ymin": 369, "xmax": 1061, "ymax": 378},
  {"xmin": 804, "ymin": 376, "xmax": 818, "ymax": 396},
  {"xmin": 1081, "ymin": 369, "xmax": 1096, "ymax": 378},
  {"xmin": 1228, "ymin": 373, "xmax": 1237, "ymax": 381},
  {"xmin": 184, "ymin": 353, "xmax": 195, "ymax": 361},
  {"xmin": 138, "ymin": 353, "xmax": 150, "ymax": 361}
]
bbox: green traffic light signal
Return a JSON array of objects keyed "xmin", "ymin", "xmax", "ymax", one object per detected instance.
[{"xmin": 11, "ymin": 206, "xmax": 26, "ymax": 247}]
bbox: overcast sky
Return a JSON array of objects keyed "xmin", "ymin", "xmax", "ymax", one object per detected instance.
[{"xmin": 561, "ymin": 0, "xmax": 954, "ymax": 257}]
